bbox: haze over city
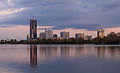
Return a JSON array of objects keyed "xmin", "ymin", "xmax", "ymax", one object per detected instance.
[{"xmin": 0, "ymin": 0, "xmax": 120, "ymax": 40}]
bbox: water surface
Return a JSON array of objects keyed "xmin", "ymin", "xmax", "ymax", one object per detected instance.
[{"xmin": 0, "ymin": 44, "xmax": 120, "ymax": 73}]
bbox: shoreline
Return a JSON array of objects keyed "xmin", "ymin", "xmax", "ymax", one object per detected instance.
[{"xmin": 0, "ymin": 43, "xmax": 120, "ymax": 45}]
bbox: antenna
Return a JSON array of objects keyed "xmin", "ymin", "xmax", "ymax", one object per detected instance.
[
  {"xmin": 45, "ymin": 27, "xmax": 46, "ymax": 32},
  {"xmin": 98, "ymin": 24, "xmax": 103, "ymax": 30},
  {"xmin": 32, "ymin": 16, "xmax": 35, "ymax": 19}
]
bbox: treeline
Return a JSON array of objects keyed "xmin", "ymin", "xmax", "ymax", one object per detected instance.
[
  {"xmin": 93, "ymin": 32, "xmax": 120, "ymax": 44},
  {"xmin": 0, "ymin": 32, "xmax": 120, "ymax": 44},
  {"xmin": 0, "ymin": 38, "xmax": 85, "ymax": 44}
]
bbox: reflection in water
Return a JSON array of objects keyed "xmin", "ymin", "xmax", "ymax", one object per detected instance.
[
  {"xmin": 1, "ymin": 45, "xmax": 120, "ymax": 73},
  {"xmin": 96, "ymin": 46, "xmax": 120, "ymax": 60},
  {"xmin": 61, "ymin": 45, "xmax": 70, "ymax": 57},
  {"xmin": 27, "ymin": 45, "xmax": 120, "ymax": 69},
  {"xmin": 30, "ymin": 45, "xmax": 37, "ymax": 69},
  {"xmin": 37, "ymin": 45, "xmax": 120, "ymax": 62},
  {"xmin": 97, "ymin": 46, "xmax": 105, "ymax": 59}
]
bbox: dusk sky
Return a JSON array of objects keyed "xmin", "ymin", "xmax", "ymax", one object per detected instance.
[{"xmin": 0, "ymin": 0, "xmax": 120, "ymax": 40}]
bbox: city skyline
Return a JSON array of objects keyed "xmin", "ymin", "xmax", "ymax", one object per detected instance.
[
  {"xmin": 0, "ymin": 24, "xmax": 120, "ymax": 40},
  {"xmin": 0, "ymin": 0, "xmax": 120, "ymax": 40},
  {"xmin": 0, "ymin": 0, "xmax": 120, "ymax": 73}
]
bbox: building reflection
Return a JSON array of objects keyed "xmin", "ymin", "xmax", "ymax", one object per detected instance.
[
  {"xmin": 30, "ymin": 45, "xmax": 37, "ymax": 69},
  {"xmin": 37, "ymin": 45, "xmax": 95, "ymax": 62},
  {"xmin": 38, "ymin": 45, "xmax": 60, "ymax": 62},
  {"xmin": 107, "ymin": 46, "xmax": 120, "ymax": 59},
  {"xmin": 27, "ymin": 45, "xmax": 120, "ymax": 65},
  {"xmin": 96, "ymin": 46, "xmax": 120, "ymax": 59},
  {"xmin": 61, "ymin": 45, "xmax": 70, "ymax": 57},
  {"xmin": 97, "ymin": 46, "xmax": 105, "ymax": 59}
]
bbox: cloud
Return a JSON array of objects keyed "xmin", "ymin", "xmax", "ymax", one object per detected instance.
[
  {"xmin": 38, "ymin": 26, "xmax": 55, "ymax": 30},
  {"xmin": 11, "ymin": 0, "xmax": 120, "ymax": 29},
  {"xmin": 8, "ymin": 0, "xmax": 11, "ymax": 6},
  {"xmin": 8, "ymin": 0, "xmax": 14, "ymax": 7},
  {"xmin": 104, "ymin": 27, "xmax": 120, "ymax": 35},
  {"xmin": 0, "ymin": 0, "xmax": 120, "ymax": 35},
  {"xmin": 0, "ymin": 8, "xmax": 25, "ymax": 16}
]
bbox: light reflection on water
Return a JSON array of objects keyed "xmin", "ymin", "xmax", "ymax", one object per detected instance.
[{"xmin": 0, "ymin": 44, "xmax": 120, "ymax": 73}]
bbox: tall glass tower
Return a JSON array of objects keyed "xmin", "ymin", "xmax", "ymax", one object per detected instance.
[
  {"xmin": 30, "ymin": 19, "xmax": 37, "ymax": 40},
  {"xmin": 97, "ymin": 28, "xmax": 104, "ymax": 38}
]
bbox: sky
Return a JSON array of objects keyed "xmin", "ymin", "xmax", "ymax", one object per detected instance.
[{"xmin": 0, "ymin": 0, "xmax": 120, "ymax": 40}]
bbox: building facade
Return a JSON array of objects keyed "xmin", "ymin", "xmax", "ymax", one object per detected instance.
[
  {"xmin": 97, "ymin": 28, "xmax": 104, "ymax": 38},
  {"xmin": 60, "ymin": 31, "xmax": 69, "ymax": 39},
  {"xmin": 30, "ymin": 19, "xmax": 37, "ymax": 40},
  {"xmin": 39, "ymin": 32, "xmax": 46, "ymax": 39},
  {"xmin": 75, "ymin": 33, "xmax": 84, "ymax": 39},
  {"xmin": 45, "ymin": 29, "xmax": 53, "ymax": 39},
  {"xmin": 27, "ymin": 34, "xmax": 30, "ymax": 40}
]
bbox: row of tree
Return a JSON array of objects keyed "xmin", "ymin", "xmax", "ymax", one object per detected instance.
[
  {"xmin": 93, "ymin": 32, "xmax": 120, "ymax": 44},
  {"xmin": 0, "ymin": 32, "xmax": 120, "ymax": 44}
]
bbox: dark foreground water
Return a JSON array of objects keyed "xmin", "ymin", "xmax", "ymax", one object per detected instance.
[{"xmin": 0, "ymin": 44, "xmax": 120, "ymax": 73}]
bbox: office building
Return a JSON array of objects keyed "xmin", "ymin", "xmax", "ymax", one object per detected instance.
[
  {"xmin": 84, "ymin": 35, "xmax": 92, "ymax": 40},
  {"xmin": 97, "ymin": 28, "xmax": 104, "ymax": 38},
  {"xmin": 27, "ymin": 34, "xmax": 30, "ymax": 40},
  {"xmin": 60, "ymin": 31, "xmax": 69, "ymax": 39},
  {"xmin": 39, "ymin": 32, "xmax": 46, "ymax": 39},
  {"xmin": 45, "ymin": 29, "xmax": 53, "ymax": 39},
  {"xmin": 75, "ymin": 33, "xmax": 84, "ymax": 39},
  {"xmin": 30, "ymin": 19, "xmax": 37, "ymax": 40}
]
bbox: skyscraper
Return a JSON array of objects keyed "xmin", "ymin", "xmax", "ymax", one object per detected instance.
[
  {"xmin": 45, "ymin": 29, "xmax": 53, "ymax": 39},
  {"xmin": 97, "ymin": 28, "xmax": 104, "ymax": 38},
  {"xmin": 30, "ymin": 19, "xmax": 37, "ymax": 40},
  {"xmin": 27, "ymin": 34, "xmax": 30, "ymax": 40}
]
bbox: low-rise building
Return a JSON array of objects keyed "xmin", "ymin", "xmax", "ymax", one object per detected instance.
[
  {"xmin": 45, "ymin": 29, "xmax": 53, "ymax": 39},
  {"xmin": 39, "ymin": 32, "xmax": 46, "ymax": 39},
  {"xmin": 84, "ymin": 35, "xmax": 92, "ymax": 40},
  {"xmin": 60, "ymin": 31, "xmax": 69, "ymax": 39},
  {"xmin": 75, "ymin": 33, "xmax": 84, "ymax": 39}
]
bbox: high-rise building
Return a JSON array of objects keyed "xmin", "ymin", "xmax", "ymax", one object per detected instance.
[
  {"xmin": 39, "ymin": 32, "xmax": 46, "ymax": 39},
  {"xmin": 97, "ymin": 28, "xmax": 104, "ymax": 38},
  {"xmin": 27, "ymin": 34, "xmax": 30, "ymax": 40},
  {"xmin": 45, "ymin": 29, "xmax": 53, "ymax": 39},
  {"xmin": 75, "ymin": 33, "xmax": 84, "ymax": 39},
  {"xmin": 30, "ymin": 19, "xmax": 37, "ymax": 40},
  {"xmin": 60, "ymin": 31, "xmax": 69, "ymax": 39}
]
